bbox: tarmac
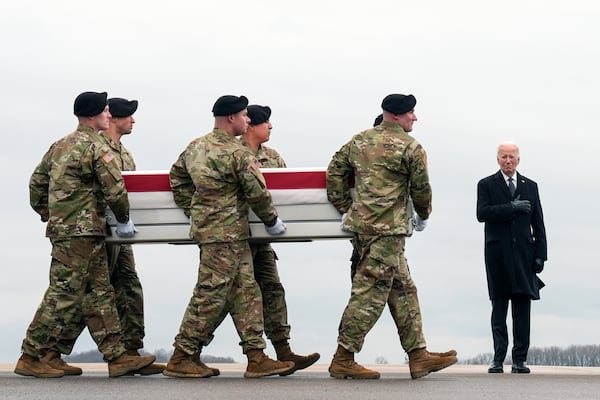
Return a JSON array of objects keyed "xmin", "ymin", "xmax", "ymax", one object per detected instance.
[{"xmin": 2, "ymin": 363, "xmax": 600, "ymax": 400}]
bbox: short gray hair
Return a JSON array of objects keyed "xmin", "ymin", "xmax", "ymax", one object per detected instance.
[{"xmin": 497, "ymin": 141, "xmax": 520, "ymax": 156}]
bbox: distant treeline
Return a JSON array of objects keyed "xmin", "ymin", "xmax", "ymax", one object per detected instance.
[
  {"xmin": 64, "ymin": 345, "xmax": 600, "ymax": 366},
  {"xmin": 461, "ymin": 345, "xmax": 600, "ymax": 366},
  {"xmin": 64, "ymin": 348, "xmax": 235, "ymax": 363}
]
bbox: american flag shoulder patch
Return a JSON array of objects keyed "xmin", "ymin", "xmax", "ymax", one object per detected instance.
[{"xmin": 103, "ymin": 152, "xmax": 116, "ymax": 163}]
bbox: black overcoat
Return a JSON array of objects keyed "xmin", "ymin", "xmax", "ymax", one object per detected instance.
[{"xmin": 476, "ymin": 171, "xmax": 547, "ymax": 300}]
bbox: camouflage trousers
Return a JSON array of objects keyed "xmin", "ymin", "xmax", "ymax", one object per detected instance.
[
  {"xmin": 174, "ymin": 240, "xmax": 266, "ymax": 355},
  {"xmin": 251, "ymin": 243, "xmax": 291, "ymax": 343},
  {"xmin": 56, "ymin": 243, "xmax": 145, "ymax": 354},
  {"xmin": 337, "ymin": 234, "xmax": 426, "ymax": 354},
  {"xmin": 21, "ymin": 237, "xmax": 126, "ymax": 361},
  {"xmin": 106, "ymin": 244, "xmax": 144, "ymax": 350}
]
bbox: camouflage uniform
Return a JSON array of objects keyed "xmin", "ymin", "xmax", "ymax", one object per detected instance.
[
  {"xmin": 326, "ymin": 121, "xmax": 432, "ymax": 354},
  {"xmin": 99, "ymin": 133, "xmax": 145, "ymax": 350},
  {"xmin": 169, "ymin": 129, "xmax": 279, "ymax": 355},
  {"xmin": 24, "ymin": 124, "xmax": 130, "ymax": 361},
  {"xmin": 57, "ymin": 132, "xmax": 145, "ymax": 353},
  {"xmin": 240, "ymin": 140, "xmax": 291, "ymax": 342}
]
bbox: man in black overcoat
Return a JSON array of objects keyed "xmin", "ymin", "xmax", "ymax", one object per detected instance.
[{"xmin": 477, "ymin": 142, "xmax": 547, "ymax": 374}]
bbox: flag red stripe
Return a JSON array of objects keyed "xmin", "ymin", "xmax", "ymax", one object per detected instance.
[
  {"xmin": 263, "ymin": 171, "xmax": 326, "ymax": 189},
  {"xmin": 123, "ymin": 170, "xmax": 328, "ymax": 192},
  {"xmin": 123, "ymin": 174, "xmax": 171, "ymax": 192}
]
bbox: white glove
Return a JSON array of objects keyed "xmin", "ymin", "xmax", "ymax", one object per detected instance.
[
  {"xmin": 409, "ymin": 210, "xmax": 416, "ymax": 225},
  {"xmin": 116, "ymin": 219, "xmax": 138, "ymax": 238},
  {"xmin": 265, "ymin": 217, "xmax": 286, "ymax": 235},
  {"xmin": 413, "ymin": 214, "xmax": 428, "ymax": 232},
  {"xmin": 341, "ymin": 213, "xmax": 351, "ymax": 232}
]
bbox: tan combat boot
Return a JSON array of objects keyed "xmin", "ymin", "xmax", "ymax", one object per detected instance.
[
  {"xmin": 273, "ymin": 339, "xmax": 321, "ymax": 376},
  {"xmin": 408, "ymin": 347, "xmax": 457, "ymax": 379},
  {"xmin": 108, "ymin": 352, "xmax": 155, "ymax": 377},
  {"xmin": 162, "ymin": 348, "xmax": 214, "ymax": 378},
  {"xmin": 125, "ymin": 350, "xmax": 165, "ymax": 376},
  {"xmin": 428, "ymin": 349, "xmax": 458, "ymax": 357},
  {"xmin": 244, "ymin": 349, "xmax": 295, "ymax": 378},
  {"xmin": 191, "ymin": 352, "xmax": 221, "ymax": 376},
  {"xmin": 41, "ymin": 351, "xmax": 82, "ymax": 376},
  {"xmin": 328, "ymin": 345, "xmax": 380, "ymax": 379},
  {"xmin": 14, "ymin": 354, "xmax": 64, "ymax": 378}
]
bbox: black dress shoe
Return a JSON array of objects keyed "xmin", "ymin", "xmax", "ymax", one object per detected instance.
[
  {"xmin": 511, "ymin": 361, "xmax": 530, "ymax": 374},
  {"xmin": 487, "ymin": 361, "xmax": 503, "ymax": 373}
]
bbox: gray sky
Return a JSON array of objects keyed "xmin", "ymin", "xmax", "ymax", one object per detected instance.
[{"xmin": 1, "ymin": 0, "xmax": 599, "ymax": 364}]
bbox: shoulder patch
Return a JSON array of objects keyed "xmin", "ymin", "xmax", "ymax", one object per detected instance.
[
  {"xmin": 102, "ymin": 152, "xmax": 116, "ymax": 163},
  {"xmin": 250, "ymin": 158, "xmax": 261, "ymax": 172}
]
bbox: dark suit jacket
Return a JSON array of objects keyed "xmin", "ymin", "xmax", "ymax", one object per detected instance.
[{"xmin": 477, "ymin": 171, "xmax": 547, "ymax": 300}]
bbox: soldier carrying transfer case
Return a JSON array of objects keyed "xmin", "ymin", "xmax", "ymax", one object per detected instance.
[
  {"xmin": 326, "ymin": 93, "xmax": 457, "ymax": 380},
  {"xmin": 240, "ymin": 104, "xmax": 320, "ymax": 374},
  {"xmin": 16, "ymin": 91, "xmax": 155, "ymax": 378},
  {"xmin": 41, "ymin": 97, "xmax": 165, "ymax": 376},
  {"xmin": 101, "ymin": 97, "xmax": 164, "ymax": 374},
  {"xmin": 164, "ymin": 95, "xmax": 294, "ymax": 378}
]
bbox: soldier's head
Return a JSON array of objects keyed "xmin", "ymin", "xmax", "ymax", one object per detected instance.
[
  {"xmin": 212, "ymin": 95, "xmax": 250, "ymax": 136},
  {"xmin": 108, "ymin": 97, "xmax": 138, "ymax": 137},
  {"xmin": 244, "ymin": 105, "xmax": 273, "ymax": 147},
  {"xmin": 497, "ymin": 142, "xmax": 520, "ymax": 176},
  {"xmin": 381, "ymin": 94, "xmax": 417, "ymax": 132},
  {"xmin": 74, "ymin": 91, "xmax": 110, "ymax": 132}
]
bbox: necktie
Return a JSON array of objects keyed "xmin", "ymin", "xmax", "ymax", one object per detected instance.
[{"xmin": 508, "ymin": 177, "xmax": 516, "ymax": 196}]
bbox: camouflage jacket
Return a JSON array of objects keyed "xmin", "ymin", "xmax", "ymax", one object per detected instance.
[
  {"xmin": 170, "ymin": 129, "xmax": 279, "ymax": 244},
  {"xmin": 99, "ymin": 132, "xmax": 136, "ymax": 172},
  {"xmin": 29, "ymin": 124, "xmax": 130, "ymax": 239},
  {"xmin": 241, "ymin": 140, "xmax": 287, "ymax": 252},
  {"xmin": 240, "ymin": 140, "xmax": 287, "ymax": 168},
  {"xmin": 326, "ymin": 121, "xmax": 432, "ymax": 236}
]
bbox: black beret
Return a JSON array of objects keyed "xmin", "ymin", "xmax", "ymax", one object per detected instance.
[
  {"xmin": 247, "ymin": 105, "xmax": 272, "ymax": 125},
  {"xmin": 373, "ymin": 114, "xmax": 383, "ymax": 127},
  {"xmin": 108, "ymin": 98, "xmax": 138, "ymax": 118},
  {"xmin": 212, "ymin": 95, "xmax": 249, "ymax": 116},
  {"xmin": 381, "ymin": 94, "xmax": 416, "ymax": 115},
  {"xmin": 74, "ymin": 91, "xmax": 108, "ymax": 117}
]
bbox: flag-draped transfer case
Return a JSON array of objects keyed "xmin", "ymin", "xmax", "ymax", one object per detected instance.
[{"xmin": 106, "ymin": 168, "xmax": 353, "ymax": 244}]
